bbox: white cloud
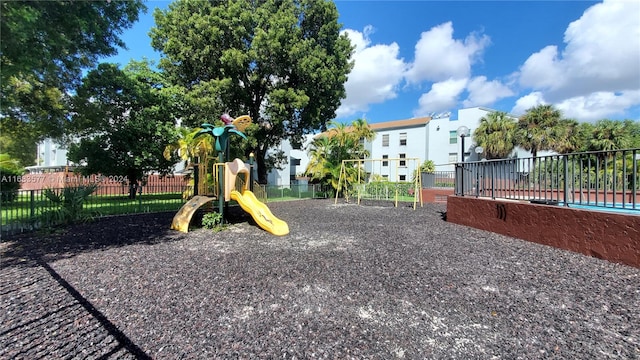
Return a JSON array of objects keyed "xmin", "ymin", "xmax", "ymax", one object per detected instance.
[
  {"xmin": 463, "ymin": 76, "xmax": 514, "ymax": 108},
  {"xmin": 511, "ymin": 90, "xmax": 640, "ymax": 122},
  {"xmin": 511, "ymin": 92, "xmax": 546, "ymax": 116},
  {"xmin": 405, "ymin": 21, "xmax": 490, "ymax": 84},
  {"xmin": 336, "ymin": 26, "xmax": 407, "ymax": 118},
  {"xmin": 518, "ymin": 0, "xmax": 640, "ymax": 101},
  {"xmin": 556, "ymin": 90, "xmax": 640, "ymax": 122},
  {"xmin": 518, "ymin": 46, "xmax": 564, "ymax": 90},
  {"xmin": 413, "ymin": 78, "xmax": 468, "ymax": 116}
]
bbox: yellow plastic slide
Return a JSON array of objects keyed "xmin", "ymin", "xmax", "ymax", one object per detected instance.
[
  {"xmin": 171, "ymin": 195, "xmax": 217, "ymax": 233},
  {"xmin": 230, "ymin": 190, "xmax": 289, "ymax": 236}
]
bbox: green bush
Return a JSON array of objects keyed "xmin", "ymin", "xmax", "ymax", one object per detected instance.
[
  {"xmin": 42, "ymin": 184, "xmax": 98, "ymax": 225},
  {"xmin": 0, "ymin": 167, "xmax": 21, "ymax": 203},
  {"xmin": 299, "ymin": 191, "xmax": 314, "ymax": 198},
  {"xmin": 0, "ymin": 154, "xmax": 23, "ymax": 203},
  {"xmin": 202, "ymin": 211, "xmax": 225, "ymax": 231}
]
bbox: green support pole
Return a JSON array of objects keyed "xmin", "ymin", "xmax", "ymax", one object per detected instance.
[{"xmin": 218, "ymin": 151, "xmax": 225, "ymax": 224}]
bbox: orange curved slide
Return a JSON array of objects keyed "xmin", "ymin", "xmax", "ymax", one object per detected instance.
[{"xmin": 230, "ymin": 190, "xmax": 289, "ymax": 236}]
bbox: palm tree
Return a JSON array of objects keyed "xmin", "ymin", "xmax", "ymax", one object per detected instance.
[
  {"xmin": 589, "ymin": 119, "xmax": 630, "ymax": 152},
  {"xmin": 472, "ymin": 111, "xmax": 517, "ymax": 159},
  {"xmin": 305, "ymin": 119, "xmax": 373, "ymax": 196},
  {"xmin": 351, "ymin": 118, "xmax": 376, "ymax": 144},
  {"xmin": 623, "ymin": 120, "xmax": 640, "ymax": 148},
  {"xmin": 517, "ymin": 104, "xmax": 563, "ymax": 160},
  {"xmin": 164, "ymin": 126, "xmax": 215, "ymax": 196},
  {"xmin": 163, "ymin": 126, "xmax": 215, "ymax": 168},
  {"xmin": 305, "ymin": 136, "xmax": 332, "ymax": 183},
  {"xmin": 552, "ymin": 119, "xmax": 589, "ymax": 154}
]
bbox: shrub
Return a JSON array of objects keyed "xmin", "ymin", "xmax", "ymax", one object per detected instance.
[
  {"xmin": 0, "ymin": 167, "xmax": 21, "ymax": 203},
  {"xmin": 0, "ymin": 154, "xmax": 23, "ymax": 203},
  {"xmin": 202, "ymin": 211, "xmax": 225, "ymax": 231},
  {"xmin": 42, "ymin": 184, "xmax": 98, "ymax": 225}
]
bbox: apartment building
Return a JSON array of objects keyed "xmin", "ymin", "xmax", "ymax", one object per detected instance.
[
  {"xmin": 265, "ymin": 106, "xmax": 516, "ymax": 185},
  {"xmin": 265, "ymin": 134, "xmax": 315, "ymax": 186},
  {"xmin": 362, "ymin": 107, "xmax": 498, "ymax": 176}
]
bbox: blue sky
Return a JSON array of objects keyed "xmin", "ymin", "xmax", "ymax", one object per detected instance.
[{"xmin": 104, "ymin": 0, "xmax": 640, "ymax": 124}]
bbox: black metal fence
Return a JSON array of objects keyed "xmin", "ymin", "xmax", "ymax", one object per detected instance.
[
  {"xmin": 421, "ymin": 171, "xmax": 456, "ymax": 188},
  {"xmin": 1, "ymin": 184, "xmax": 186, "ymax": 239},
  {"xmin": 454, "ymin": 148, "xmax": 640, "ymax": 213},
  {"xmin": 1, "ymin": 181, "xmax": 332, "ymax": 239},
  {"xmin": 255, "ymin": 184, "xmax": 329, "ymax": 201}
]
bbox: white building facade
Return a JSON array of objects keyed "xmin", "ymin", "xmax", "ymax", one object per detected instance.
[{"xmin": 266, "ymin": 134, "xmax": 315, "ymax": 186}]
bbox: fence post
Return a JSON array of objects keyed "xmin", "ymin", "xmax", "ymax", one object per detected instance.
[
  {"xmin": 475, "ymin": 164, "xmax": 480, "ymax": 198},
  {"xmin": 454, "ymin": 164, "xmax": 461, "ymax": 195},
  {"xmin": 491, "ymin": 162, "xmax": 496, "ymax": 199},
  {"xmin": 563, "ymin": 156, "xmax": 569, "ymax": 206},
  {"xmin": 30, "ymin": 190, "xmax": 35, "ymax": 220}
]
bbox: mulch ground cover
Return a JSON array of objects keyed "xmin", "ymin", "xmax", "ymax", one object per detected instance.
[{"xmin": 1, "ymin": 199, "xmax": 638, "ymax": 359}]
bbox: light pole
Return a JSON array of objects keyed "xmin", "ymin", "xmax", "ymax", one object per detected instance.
[
  {"xmin": 456, "ymin": 126, "xmax": 469, "ymax": 195},
  {"xmin": 456, "ymin": 126, "xmax": 469, "ymax": 162}
]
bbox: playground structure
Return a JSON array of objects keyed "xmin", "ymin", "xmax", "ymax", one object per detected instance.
[
  {"xmin": 335, "ymin": 158, "xmax": 423, "ymax": 209},
  {"xmin": 171, "ymin": 115, "xmax": 289, "ymax": 236}
]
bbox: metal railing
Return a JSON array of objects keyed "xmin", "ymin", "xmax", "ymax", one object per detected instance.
[
  {"xmin": 421, "ymin": 171, "xmax": 456, "ymax": 188},
  {"xmin": 1, "ymin": 179, "xmax": 331, "ymax": 239},
  {"xmin": 454, "ymin": 148, "xmax": 639, "ymax": 212},
  {"xmin": 253, "ymin": 184, "xmax": 328, "ymax": 202},
  {"xmin": 1, "ymin": 184, "xmax": 187, "ymax": 238}
]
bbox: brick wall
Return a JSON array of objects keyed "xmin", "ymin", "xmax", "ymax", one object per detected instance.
[{"xmin": 446, "ymin": 195, "xmax": 640, "ymax": 268}]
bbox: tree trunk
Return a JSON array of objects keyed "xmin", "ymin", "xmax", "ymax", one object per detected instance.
[
  {"xmin": 128, "ymin": 174, "xmax": 138, "ymax": 199},
  {"xmin": 256, "ymin": 147, "xmax": 268, "ymax": 184}
]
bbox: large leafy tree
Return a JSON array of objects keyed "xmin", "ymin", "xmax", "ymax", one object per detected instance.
[
  {"xmin": 0, "ymin": 0, "xmax": 146, "ymax": 140},
  {"xmin": 0, "ymin": 118, "xmax": 38, "ymax": 167},
  {"xmin": 67, "ymin": 61, "xmax": 179, "ymax": 199},
  {"xmin": 150, "ymin": 0, "xmax": 353, "ymax": 183},
  {"xmin": 472, "ymin": 111, "xmax": 517, "ymax": 159}
]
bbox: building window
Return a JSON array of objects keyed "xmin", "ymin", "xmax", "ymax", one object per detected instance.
[
  {"xmin": 448, "ymin": 153, "xmax": 458, "ymax": 163},
  {"xmin": 382, "ymin": 134, "xmax": 389, "ymax": 147},
  {"xmin": 399, "ymin": 175, "xmax": 406, "ymax": 181},
  {"xmin": 449, "ymin": 131, "xmax": 457, "ymax": 144},
  {"xmin": 399, "ymin": 153, "xmax": 406, "ymax": 167},
  {"xmin": 382, "ymin": 155, "xmax": 388, "ymax": 167},
  {"xmin": 399, "ymin": 132, "xmax": 407, "ymax": 146}
]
